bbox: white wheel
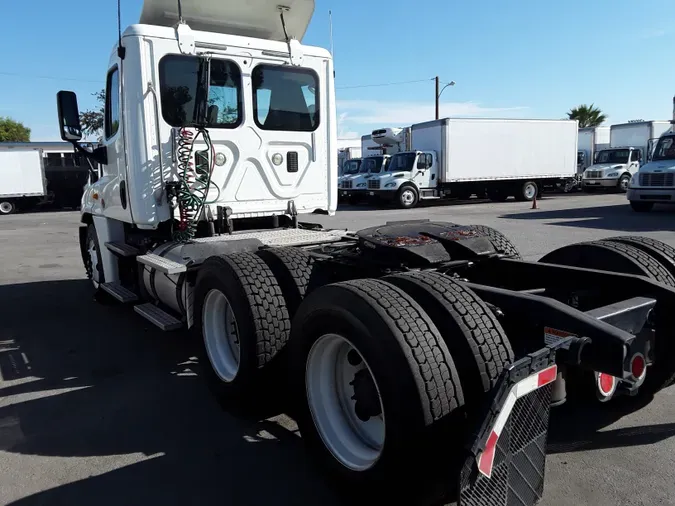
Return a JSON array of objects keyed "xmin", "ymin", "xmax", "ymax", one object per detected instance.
[
  {"xmin": 202, "ymin": 289, "xmax": 241, "ymax": 382},
  {"xmin": 306, "ymin": 333, "xmax": 385, "ymax": 472},
  {"xmin": 87, "ymin": 234, "xmax": 101, "ymax": 289},
  {"xmin": 523, "ymin": 182, "xmax": 537, "ymax": 200},
  {"xmin": 0, "ymin": 201, "xmax": 15, "ymax": 215}
]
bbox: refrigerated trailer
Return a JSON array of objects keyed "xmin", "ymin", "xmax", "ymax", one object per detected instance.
[
  {"xmin": 0, "ymin": 146, "xmax": 47, "ymax": 215},
  {"xmin": 367, "ymin": 118, "xmax": 577, "ymax": 208},
  {"xmin": 53, "ymin": 0, "xmax": 675, "ymax": 504}
]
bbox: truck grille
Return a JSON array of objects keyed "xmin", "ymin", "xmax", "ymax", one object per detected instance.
[
  {"xmin": 586, "ymin": 170, "xmax": 602, "ymax": 178},
  {"xmin": 368, "ymin": 179, "xmax": 380, "ymax": 190},
  {"xmin": 342, "ymin": 180, "xmax": 352, "ymax": 189},
  {"xmin": 640, "ymin": 173, "xmax": 674, "ymax": 187}
]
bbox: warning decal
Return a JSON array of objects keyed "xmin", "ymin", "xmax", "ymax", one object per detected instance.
[{"xmin": 544, "ymin": 327, "xmax": 576, "ymax": 348}]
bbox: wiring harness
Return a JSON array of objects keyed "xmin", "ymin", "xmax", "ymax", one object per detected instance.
[{"xmin": 172, "ymin": 127, "xmax": 218, "ymax": 242}]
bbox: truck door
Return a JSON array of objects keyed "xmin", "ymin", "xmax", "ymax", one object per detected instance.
[
  {"xmin": 413, "ymin": 152, "xmax": 435, "ymax": 189},
  {"xmin": 101, "ymin": 63, "xmax": 130, "ymax": 221},
  {"xmin": 629, "ymin": 149, "xmax": 642, "ymax": 174}
]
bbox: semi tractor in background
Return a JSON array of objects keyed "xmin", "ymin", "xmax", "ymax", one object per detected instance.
[
  {"xmin": 363, "ymin": 117, "xmax": 577, "ymax": 209},
  {"xmin": 577, "ymin": 126, "xmax": 610, "ymax": 173},
  {"xmin": 582, "ymin": 120, "xmax": 671, "ymax": 193},
  {"xmin": 50, "ymin": 0, "xmax": 675, "ymax": 504}
]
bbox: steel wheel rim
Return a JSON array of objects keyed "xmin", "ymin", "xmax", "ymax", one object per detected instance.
[
  {"xmin": 0, "ymin": 202, "xmax": 12, "ymax": 214},
  {"xmin": 620, "ymin": 177, "xmax": 629, "ymax": 191},
  {"xmin": 524, "ymin": 183, "xmax": 536, "ymax": 199},
  {"xmin": 306, "ymin": 333, "xmax": 385, "ymax": 471},
  {"xmin": 87, "ymin": 237, "xmax": 101, "ymax": 288},
  {"xmin": 203, "ymin": 289, "xmax": 241, "ymax": 382},
  {"xmin": 401, "ymin": 189, "xmax": 415, "ymax": 205}
]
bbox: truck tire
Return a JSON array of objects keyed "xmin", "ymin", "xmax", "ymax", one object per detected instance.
[
  {"xmin": 0, "ymin": 200, "xmax": 16, "ymax": 215},
  {"xmin": 606, "ymin": 236, "xmax": 675, "ymax": 279},
  {"xmin": 384, "ymin": 271, "xmax": 514, "ymax": 407},
  {"xmin": 515, "ymin": 181, "xmax": 538, "ymax": 202},
  {"xmin": 470, "ymin": 224, "xmax": 521, "ymax": 258},
  {"xmin": 290, "ymin": 278, "xmax": 464, "ymax": 502},
  {"xmin": 618, "ymin": 174, "xmax": 630, "ymax": 193},
  {"xmin": 396, "ymin": 184, "xmax": 419, "ymax": 209},
  {"xmin": 540, "ymin": 240, "xmax": 675, "ymax": 394},
  {"xmin": 193, "ymin": 253, "xmax": 291, "ymax": 401},
  {"xmin": 630, "ymin": 201, "xmax": 654, "ymax": 212},
  {"xmin": 256, "ymin": 247, "xmax": 315, "ymax": 318}
]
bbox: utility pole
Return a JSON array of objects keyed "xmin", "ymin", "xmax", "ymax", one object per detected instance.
[{"xmin": 435, "ymin": 76, "xmax": 440, "ymax": 120}]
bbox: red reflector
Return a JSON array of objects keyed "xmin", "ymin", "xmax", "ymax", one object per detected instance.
[
  {"xmin": 478, "ymin": 431, "xmax": 499, "ymax": 477},
  {"xmin": 631, "ymin": 354, "xmax": 646, "ymax": 379},
  {"xmin": 598, "ymin": 373, "xmax": 615, "ymax": 395},
  {"xmin": 537, "ymin": 366, "xmax": 557, "ymax": 387}
]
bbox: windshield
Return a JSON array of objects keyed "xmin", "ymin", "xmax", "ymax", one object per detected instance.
[
  {"xmin": 386, "ymin": 152, "xmax": 417, "ymax": 172},
  {"xmin": 342, "ymin": 159, "xmax": 362, "ymax": 175},
  {"xmin": 595, "ymin": 149, "xmax": 629, "ymax": 164},
  {"xmin": 359, "ymin": 156, "xmax": 385, "ymax": 174},
  {"xmin": 652, "ymin": 136, "xmax": 675, "ymax": 161}
]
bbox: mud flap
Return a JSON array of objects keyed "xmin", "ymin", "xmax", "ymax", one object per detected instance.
[{"xmin": 458, "ymin": 339, "xmax": 575, "ymax": 506}]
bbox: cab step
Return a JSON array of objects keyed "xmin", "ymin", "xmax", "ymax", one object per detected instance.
[
  {"xmin": 136, "ymin": 253, "xmax": 187, "ymax": 275},
  {"xmin": 134, "ymin": 303, "xmax": 183, "ymax": 331},
  {"xmin": 101, "ymin": 282, "xmax": 138, "ymax": 303},
  {"xmin": 105, "ymin": 241, "xmax": 140, "ymax": 257}
]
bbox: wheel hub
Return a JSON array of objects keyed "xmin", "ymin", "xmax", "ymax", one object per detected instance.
[{"xmin": 350, "ymin": 368, "xmax": 382, "ymax": 421}]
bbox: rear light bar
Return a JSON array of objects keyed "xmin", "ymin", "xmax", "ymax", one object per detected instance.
[{"xmin": 477, "ymin": 364, "xmax": 558, "ymax": 478}]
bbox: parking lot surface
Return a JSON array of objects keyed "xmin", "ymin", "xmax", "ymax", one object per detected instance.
[{"xmin": 1, "ymin": 193, "xmax": 674, "ymax": 506}]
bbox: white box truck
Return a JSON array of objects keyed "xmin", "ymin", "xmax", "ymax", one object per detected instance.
[
  {"xmin": 0, "ymin": 146, "xmax": 48, "ymax": 215},
  {"xmin": 582, "ymin": 120, "xmax": 671, "ymax": 193},
  {"xmin": 626, "ymin": 101, "xmax": 675, "ymax": 211},
  {"xmin": 368, "ymin": 117, "xmax": 578, "ymax": 208},
  {"xmin": 577, "ymin": 126, "xmax": 609, "ymax": 173}
]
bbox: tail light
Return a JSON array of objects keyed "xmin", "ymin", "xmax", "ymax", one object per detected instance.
[{"xmin": 630, "ymin": 353, "xmax": 647, "ymax": 381}]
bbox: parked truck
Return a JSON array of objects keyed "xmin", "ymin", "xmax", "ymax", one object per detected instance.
[
  {"xmin": 366, "ymin": 118, "xmax": 577, "ymax": 209},
  {"xmin": 54, "ymin": 1, "xmax": 675, "ymax": 504},
  {"xmin": 577, "ymin": 126, "xmax": 610, "ymax": 173},
  {"xmin": 626, "ymin": 102, "xmax": 675, "ymax": 211},
  {"xmin": 581, "ymin": 120, "xmax": 671, "ymax": 193},
  {"xmin": 0, "ymin": 146, "xmax": 48, "ymax": 215},
  {"xmin": 337, "ymin": 146, "xmax": 361, "ymax": 176}
]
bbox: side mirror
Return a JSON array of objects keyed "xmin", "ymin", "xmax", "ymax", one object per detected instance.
[{"xmin": 57, "ymin": 91, "xmax": 82, "ymax": 141}]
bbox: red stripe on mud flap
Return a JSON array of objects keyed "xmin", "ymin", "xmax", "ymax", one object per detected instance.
[
  {"xmin": 477, "ymin": 431, "xmax": 499, "ymax": 478},
  {"xmin": 537, "ymin": 365, "xmax": 558, "ymax": 387}
]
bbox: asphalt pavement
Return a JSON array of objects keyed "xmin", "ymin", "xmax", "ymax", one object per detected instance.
[{"xmin": 1, "ymin": 192, "xmax": 674, "ymax": 506}]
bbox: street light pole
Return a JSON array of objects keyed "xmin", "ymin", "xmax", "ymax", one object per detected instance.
[{"xmin": 435, "ymin": 76, "xmax": 456, "ymax": 120}]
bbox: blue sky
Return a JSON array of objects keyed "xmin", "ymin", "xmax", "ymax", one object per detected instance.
[{"xmin": 0, "ymin": 0, "xmax": 673, "ymax": 141}]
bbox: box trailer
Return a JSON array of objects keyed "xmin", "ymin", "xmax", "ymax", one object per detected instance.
[
  {"xmin": 0, "ymin": 146, "xmax": 47, "ymax": 215},
  {"xmin": 577, "ymin": 126, "xmax": 609, "ymax": 173},
  {"xmin": 368, "ymin": 117, "xmax": 578, "ymax": 208}
]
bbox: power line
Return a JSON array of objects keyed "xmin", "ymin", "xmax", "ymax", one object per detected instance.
[{"xmin": 337, "ymin": 78, "xmax": 433, "ymax": 90}]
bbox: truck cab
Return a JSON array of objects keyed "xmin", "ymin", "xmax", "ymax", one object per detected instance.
[
  {"xmin": 370, "ymin": 150, "xmax": 438, "ymax": 208},
  {"xmin": 627, "ymin": 131, "xmax": 675, "ymax": 211},
  {"xmin": 349, "ymin": 154, "xmax": 390, "ymax": 192},
  {"xmin": 581, "ymin": 147, "xmax": 641, "ymax": 193},
  {"xmin": 338, "ymin": 157, "xmax": 363, "ymax": 200}
]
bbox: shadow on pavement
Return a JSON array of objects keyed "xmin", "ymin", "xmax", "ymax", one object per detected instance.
[
  {"xmin": 501, "ymin": 203, "xmax": 675, "ymax": 232},
  {"xmin": 0, "ymin": 279, "xmax": 339, "ymax": 506}
]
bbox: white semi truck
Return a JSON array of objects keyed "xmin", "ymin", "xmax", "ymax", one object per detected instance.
[
  {"xmin": 367, "ymin": 118, "xmax": 578, "ymax": 209},
  {"xmin": 627, "ymin": 102, "xmax": 675, "ymax": 211},
  {"xmin": 55, "ymin": 1, "xmax": 675, "ymax": 504},
  {"xmin": 577, "ymin": 126, "xmax": 610, "ymax": 173},
  {"xmin": 0, "ymin": 146, "xmax": 48, "ymax": 215},
  {"xmin": 582, "ymin": 120, "xmax": 671, "ymax": 193}
]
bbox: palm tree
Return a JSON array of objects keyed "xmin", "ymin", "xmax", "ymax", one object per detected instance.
[{"xmin": 567, "ymin": 104, "xmax": 607, "ymax": 128}]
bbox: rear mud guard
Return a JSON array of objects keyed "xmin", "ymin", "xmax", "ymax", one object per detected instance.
[{"xmin": 459, "ymin": 338, "xmax": 579, "ymax": 506}]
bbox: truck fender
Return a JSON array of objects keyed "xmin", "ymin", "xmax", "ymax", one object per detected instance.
[{"xmin": 78, "ymin": 224, "xmax": 89, "ymax": 267}]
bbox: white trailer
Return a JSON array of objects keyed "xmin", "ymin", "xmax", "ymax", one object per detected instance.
[
  {"xmin": 52, "ymin": 1, "xmax": 675, "ymax": 504},
  {"xmin": 369, "ymin": 117, "xmax": 578, "ymax": 208},
  {"xmin": 577, "ymin": 126, "xmax": 609, "ymax": 173},
  {"xmin": 0, "ymin": 146, "xmax": 47, "ymax": 215},
  {"xmin": 581, "ymin": 120, "xmax": 671, "ymax": 193}
]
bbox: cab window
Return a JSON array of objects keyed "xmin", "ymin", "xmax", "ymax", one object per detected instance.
[
  {"xmin": 105, "ymin": 67, "xmax": 120, "ymax": 139},
  {"xmin": 252, "ymin": 65, "xmax": 319, "ymax": 132}
]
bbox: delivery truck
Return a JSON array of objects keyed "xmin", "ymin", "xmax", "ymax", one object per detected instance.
[
  {"xmin": 577, "ymin": 126, "xmax": 609, "ymax": 173},
  {"xmin": 581, "ymin": 120, "xmax": 671, "ymax": 193},
  {"xmin": 367, "ymin": 117, "xmax": 578, "ymax": 208},
  {"xmin": 0, "ymin": 146, "xmax": 48, "ymax": 215}
]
